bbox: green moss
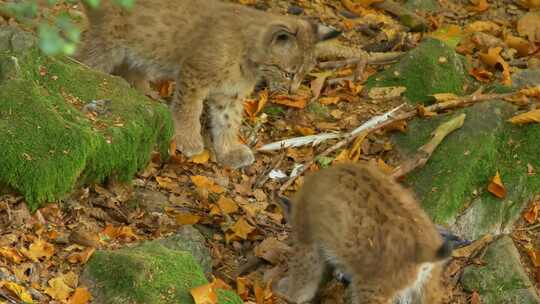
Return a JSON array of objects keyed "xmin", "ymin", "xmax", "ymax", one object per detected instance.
[
  {"xmin": 366, "ymin": 38, "xmax": 470, "ymax": 104},
  {"xmin": 0, "ymin": 47, "xmax": 173, "ymax": 210},
  {"xmin": 86, "ymin": 243, "xmax": 242, "ymax": 304}
]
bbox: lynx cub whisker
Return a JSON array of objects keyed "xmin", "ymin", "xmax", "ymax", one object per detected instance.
[
  {"xmin": 76, "ymin": 0, "xmax": 340, "ymax": 168},
  {"xmin": 281, "ymin": 163, "xmax": 451, "ymax": 304}
]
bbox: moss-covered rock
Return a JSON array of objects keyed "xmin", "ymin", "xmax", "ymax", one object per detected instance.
[
  {"xmin": 0, "ymin": 27, "xmax": 174, "ymax": 210},
  {"xmin": 393, "ymin": 101, "xmax": 540, "ymax": 239},
  {"xmin": 461, "ymin": 236, "xmax": 540, "ymax": 304},
  {"xmin": 83, "ymin": 241, "xmax": 242, "ymax": 304},
  {"xmin": 365, "ymin": 38, "xmax": 470, "ymax": 104}
]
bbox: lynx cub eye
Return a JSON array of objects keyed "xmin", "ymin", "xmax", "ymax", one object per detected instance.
[{"xmin": 284, "ymin": 72, "xmax": 294, "ymax": 79}]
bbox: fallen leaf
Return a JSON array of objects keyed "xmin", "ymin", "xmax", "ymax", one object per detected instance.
[
  {"xmin": 45, "ymin": 276, "xmax": 73, "ymax": 301},
  {"xmin": 478, "ymin": 47, "xmax": 511, "ymax": 85},
  {"xmin": 505, "ymin": 35, "xmax": 534, "ymax": 57},
  {"xmin": 0, "ymin": 247, "xmax": 24, "ymax": 264},
  {"xmin": 216, "ymin": 196, "xmax": 239, "ymax": 215},
  {"xmin": 526, "ymin": 247, "xmax": 540, "ymax": 267},
  {"xmin": 190, "ymin": 282, "xmax": 217, "ymax": 304},
  {"xmin": 254, "ymin": 237, "xmax": 292, "ymax": 265},
  {"xmin": 102, "ymin": 224, "xmax": 138, "ymax": 241},
  {"xmin": 4, "ymin": 281, "xmax": 34, "ymax": 303},
  {"xmin": 429, "ymin": 25, "xmax": 463, "ymax": 49},
  {"xmin": 295, "ymin": 126, "xmax": 316, "ymax": 136},
  {"xmin": 520, "ymin": 85, "xmax": 540, "ymax": 97},
  {"xmin": 417, "ymin": 105, "xmax": 437, "ymax": 117},
  {"xmin": 348, "ymin": 132, "xmax": 368, "ymax": 161},
  {"xmin": 471, "ymin": 291, "xmax": 481, "ymax": 304},
  {"xmin": 508, "ymin": 109, "xmax": 540, "ymax": 125},
  {"xmin": 20, "ymin": 239, "xmax": 55, "ymax": 262},
  {"xmin": 377, "ymin": 159, "xmax": 395, "ymax": 175},
  {"xmin": 523, "ymin": 200, "xmax": 539, "ymax": 224},
  {"xmin": 464, "ymin": 21, "xmax": 500, "ymax": 34},
  {"xmin": 468, "ymin": 0, "xmax": 489, "ymax": 12},
  {"xmin": 191, "ymin": 176, "xmax": 224, "ymax": 194},
  {"xmin": 155, "ymin": 176, "xmax": 177, "ymax": 191},
  {"xmin": 67, "ymin": 247, "xmax": 95, "ymax": 264},
  {"xmin": 319, "ymin": 96, "xmax": 341, "ymax": 105},
  {"xmin": 487, "ymin": 171, "xmax": 506, "ymax": 198},
  {"xmin": 244, "ymin": 90, "xmax": 268, "ymax": 121},
  {"xmin": 190, "ymin": 150, "xmax": 211, "ymax": 164},
  {"xmin": 469, "ymin": 67, "xmax": 493, "ymax": 82},
  {"xmin": 69, "ymin": 287, "xmax": 92, "ymax": 304},
  {"xmin": 236, "ymin": 277, "xmax": 251, "ymax": 300},
  {"xmin": 271, "ymin": 94, "xmax": 308, "ymax": 109},
  {"xmin": 310, "ymin": 71, "xmax": 332, "ymax": 99},
  {"xmin": 175, "ymin": 212, "xmax": 201, "ymax": 225},
  {"xmin": 230, "ymin": 217, "xmax": 255, "ymax": 240}
]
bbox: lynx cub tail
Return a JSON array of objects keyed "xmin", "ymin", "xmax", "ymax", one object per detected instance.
[
  {"xmin": 284, "ymin": 163, "xmax": 450, "ymax": 304},
  {"xmin": 76, "ymin": 0, "xmax": 340, "ymax": 168}
]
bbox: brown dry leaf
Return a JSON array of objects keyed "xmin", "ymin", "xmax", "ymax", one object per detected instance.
[
  {"xmin": 417, "ymin": 105, "xmax": 437, "ymax": 117},
  {"xmin": 216, "ymin": 195, "xmax": 239, "ymax": 215},
  {"xmin": 469, "ymin": 68, "xmax": 493, "ymax": 82},
  {"xmin": 310, "ymin": 71, "xmax": 332, "ymax": 99},
  {"xmin": 152, "ymin": 79, "xmax": 174, "ymax": 98},
  {"xmin": 468, "ymin": 0, "xmax": 489, "ymax": 11},
  {"xmin": 254, "ymin": 237, "xmax": 292, "ymax": 265},
  {"xmin": 69, "ymin": 287, "xmax": 92, "ymax": 304},
  {"xmin": 523, "ymin": 200, "xmax": 540, "ymax": 224},
  {"xmin": 0, "ymin": 247, "xmax": 24, "ymax": 264},
  {"xmin": 341, "ymin": 0, "xmax": 378, "ymax": 15},
  {"xmin": 21, "ymin": 239, "xmax": 55, "ymax": 262},
  {"xmin": 271, "ymin": 94, "xmax": 308, "ymax": 109},
  {"xmin": 175, "ymin": 212, "xmax": 201, "ymax": 225},
  {"xmin": 479, "ymin": 47, "xmax": 503, "ymax": 67},
  {"xmin": 505, "ymin": 35, "xmax": 534, "ymax": 57},
  {"xmin": 102, "ymin": 224, "xmax": 139, "ymax": 241},
  {"xmin": 348, "ymin": 132, "xmax": 368, "ymax": 161},
  {"xmin": 383, "ymin": 120, "xmax": 408, "ymax": 133},
  {"xmin": 191, "ymin": 175, "xmax": 225, "ymax": 194},
  {"xmin": 230, "ymin": 217, "xmax": 256, "ymax": 240},
  {"xmin": 295, "ymin": 126, "xmax": 316, "ymax": 136},
  {"xmin": 190, "ymin": 150, "xmax": 211, "ymax": 164},
  {"xmin": 155, "ymin": 176, "xmax": 177, "ymax": 191},
  {"xmin": 244, "ymin": 90, "xmax": 268, "ymax": 121},
  {"xmin": 45, "ymin": 276, "xmax": 73, "ymax": 301},
  {"xmin": 67, "ymin": 247, "xmax": 95, "ymax": 264},
  {"xmin": 471, "ymin": 291, "xmax": 481, "ymax": 304},
  {"xmin": 333, "ymin": 149, "xmax": 350, "ymax": 164},
  {"xmin": 487, "ymin": 171, "xmax": 506, "ymax": 198},
  {"xmin": 236, "ymin": 277, "xmax": 251, "ymax": 300},
  {"xmin": 464, "ymin": 21, "xmax": 500, "ymax": 34},
  {"xmin": 254, "ymin": 281, "xmax": 265, "ymax": 304},
  {"xmin": 319, "ymin": 96, "xmax": 341, "ymax": 105},
  {"xmin": 453, "ymin": 234, "xmax": 493, "ymax": 258},
  {"xmin": 508, "ymin": 109, "xmax": 540, "ymax": 125},
  {"xmin": 526, "ymin": 247, "xmax": 540, "ymax": 267},
  {"xmin": 517, "ymin": 12, "xmax": 540, "ymax": 42},
  {"xmin": 190, "ymin": 282, "xmax": 217, "ymax": 304},
  {"xmin": 3, "ymin": 281, "xmax": 34, "ymax": 303}
]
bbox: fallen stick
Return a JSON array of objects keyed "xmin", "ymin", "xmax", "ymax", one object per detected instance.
[
  {"xmin": 275, "ymin": 90, "xmax": 519, "ymax": 195},
  {"xmin": 372, "ymin": 0, "xmax": 428, "ymax": 32},
  {"xmin": 391, "ymin": 113, "xmax": 466, "ymax": 179},
  {"xmin": 318, "ymin": 51, "xmax": 404, "ymax": 69}
]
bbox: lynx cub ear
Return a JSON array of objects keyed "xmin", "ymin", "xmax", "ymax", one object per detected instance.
[{"xmin": 308, "ymin": 18, "xmax": 341, "ymax": 42}]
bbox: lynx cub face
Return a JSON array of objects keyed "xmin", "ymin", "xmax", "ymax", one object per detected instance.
[
  {"xmin": 76, "ymin": 0, "xmax": 339, "ymax": 168},
  {"xmin": 284, "ymin": 163, "xmax": 450, "ymax": 304}
]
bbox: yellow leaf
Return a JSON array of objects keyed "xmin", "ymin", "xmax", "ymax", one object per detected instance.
[
  {"xmin": 230, "ymin": 217, "xmax": 255, "ymax": 240},
  {"xmin": 487, "ymin": 171, "xmax": 506, "ymax": 198},
  {"xmin": 102, "ymin": 224, "xmax": 138, "ymax": 241},
  {"xmin": 520, "ymin": 85, "xmax": 540, "ymax": 97},
  {"xmin": 0, "ymin": 247, "xmax": 24, "ymax": 264},
  {"xmin": 190, "ymin": 282, "xmax": 217, "ymax": 304},
  {"xmin": 67, "ymin": 248, "xmax": 95, "ymax": 264},
  {"xmin": 271, "ymin": 95, "xmax": 308, "ymax": 109},
  {"xmin": 4, "ymin": 282, "xmax": 34, "ymax": 303},
  {"xmin": 175, "ymin": 212, "xmax": 201, "ymax": 225},
  {"xmin": 505, "ymin": 35, "xmax": 534, "ymax": 57},
  {"xmin": 295, "ymin": 126, "xmax": 316, "ymax": 136},
  {"xmin": 216, "ymin": 196, "xmax": 239, "ymax": 215},
  {"xmin": 69, "ymin": 288, "xmax": 92, "ymax": 304},
  {"xmin": 464, "ymin": 21, "xmax": 500, "ymax": 34},
  {"xmin": 508, "ymin": 109, "xmax": 540, "ymax": 125},
  {"xmin": 348, "ymin": 132, "xmax": 368, "ymax": 161},
  {"xmin": 155, "ymin": 176, "xmax": 177, "ymax": 191},
  {"xmin": 190, "ymin": 176, "xmax": 224, "ymax": 194},
  {"xmin": 190, "ymin": 150, "xmax": 210, "ymax": 164},
  {"xmin": 468, "ymin": 0, "xmax": 489, "ymax": 11},
  {"xmin": 319, "ymin": 96, "xmax": 341, "ymax": 105},
  {"xmin": 20, "ymin": 239, "xmax": 55, "ymax": 262},
  {"xmin": 377, "ymin": 159, "xmax": 395, "ymax": 175},
  {"xmin": 523, "ymin": 200, "xmax": 539, "ymax": 224},
  {"xmin": 45, "ymin": 276, "xmax": 73, "ymax": 301},
  {"xmin": 517, "ymin": 12, "xmax": 540, "ymax": 42},
  {"xmin": 368, "ymin": 86, "xmax": 406, "ymax": 99}
]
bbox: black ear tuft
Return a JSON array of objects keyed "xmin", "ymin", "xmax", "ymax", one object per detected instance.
[
  {"xmin": 435, "ymin": 238, "xmax": 453, "ymax": 260},
  {"xmin": 316, "ymin": 24, "xmax": 342, "ymax": 41}
]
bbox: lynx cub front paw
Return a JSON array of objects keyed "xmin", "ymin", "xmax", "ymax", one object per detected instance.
[
  {"xmin": 217, "ymin": 144, "xmax": 254, "ymax": 169},
  {"xmin": 175, "ymin": 132, "xmax": 204, "ymax": 157}
]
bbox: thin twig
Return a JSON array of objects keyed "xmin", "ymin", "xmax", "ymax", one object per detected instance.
[
  {"xmin": 391, "ymin": 113, "xmax": 466, "ymax": 179},
  {"xmin": 277, "ymin": 90, "xmax": 520, "ymax": 195},
  {"xmin": 515, "ymin": 222, "xmax": 540, "ymax": 231}
]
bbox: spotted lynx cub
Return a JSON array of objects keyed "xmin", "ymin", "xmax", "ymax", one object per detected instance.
[
  {"xmin": 284, "ymin": 163, "xmax": 450, "ymax": 304},
  {"xmin": 76, "ymin": 0, "xmax": 340, "ymax": 168}
]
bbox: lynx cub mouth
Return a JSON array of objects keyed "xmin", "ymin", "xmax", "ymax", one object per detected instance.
[
  {"xmin": 281, "ymin": 162, "xmax": 451, "ymax": 304},
  {"xmin": 75, "ymin": 0, "xmax": 340, "ymax": 168}
]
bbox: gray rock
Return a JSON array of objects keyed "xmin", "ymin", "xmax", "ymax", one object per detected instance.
[
  {"xmin": 133, "ymin": 188, "xmax": 169, "ymax": 213},
  {"xmin": 461, "ymin": 236, "xmax": 540, "ymax": 304},
  {"xmin": 10, "ymin": 30, "xmax": 35, "ymax": 53},
  {"xmin": 512, "ymin": 69, "xmax": 540, "ymax": 89},
  {"xmin": 0, "ymin": 27, "xmax": 16, "ymax": 52},
  {"xmin": 157, "ymin": 225, "xmax": 213, "ymax": 275}
]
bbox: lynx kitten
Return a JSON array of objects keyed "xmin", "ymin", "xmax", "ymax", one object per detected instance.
[
  {"xmin": 284, "ymin": 163, "xmax": 450, "ymax": 304},
  {"xmin": 76, "ymin": 0, "xmax": 340, "ymax": 168}
]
